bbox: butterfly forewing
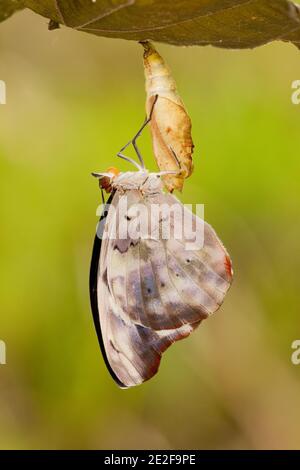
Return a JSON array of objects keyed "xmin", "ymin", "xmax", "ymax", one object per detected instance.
[{"xmin": 90, "ymin": 181, "xmax": 233, "ymax": 388}]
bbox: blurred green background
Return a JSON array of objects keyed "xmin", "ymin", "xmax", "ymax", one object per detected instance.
[{"xmin": 0, "ymin": 9, "xmax": 300, "ymax": 450}]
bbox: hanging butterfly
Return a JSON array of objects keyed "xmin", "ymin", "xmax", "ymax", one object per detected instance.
[{"xmin": 89, "ymin": 103, "xmax": 233, "ymax": 389}]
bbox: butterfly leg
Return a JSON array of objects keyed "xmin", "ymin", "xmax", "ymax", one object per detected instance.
[
  {"xmin": 117, "ymin": 124, "xmax": 148, "ymax": 170},
  {"xmin": 101, "ymin": 188, "xmax": 105, "ymax": 205},
  {"xmin": 131, "ymin": 94, "xmax": 159, "ymax": 167},
  {"xmin": 116, "ymin": 151, "xmax": 142, "ymax": 170},
  {"xmin": 117, "ymin": 95, "xmax": 158, "ymax": 170},
  {"xmin": 169, "ymin": 146, "xmax": 181, "ymax": 170}
]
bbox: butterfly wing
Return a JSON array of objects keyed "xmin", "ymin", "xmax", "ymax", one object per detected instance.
[{"xmin": 90, "ymin": 190, "xmax": 233, "ymax": 388}]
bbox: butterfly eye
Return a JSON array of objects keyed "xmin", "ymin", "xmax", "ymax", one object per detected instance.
[{"xmin": 99, "ymin": 176, "xmax": 113, "ymax": 193}]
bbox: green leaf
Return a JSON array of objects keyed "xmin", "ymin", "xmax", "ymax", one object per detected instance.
[
  {"xmin": 18, "ymin": 0, "xmax": 300, "ymax": 49},
  {"xmin": 0, "ymin": 0, "xmax": 24, "ymax": 23}
]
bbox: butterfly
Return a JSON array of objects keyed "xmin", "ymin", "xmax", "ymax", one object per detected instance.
[{"xmin": 89, "ymin": 110, "xmax": 233, "ymax": 389}]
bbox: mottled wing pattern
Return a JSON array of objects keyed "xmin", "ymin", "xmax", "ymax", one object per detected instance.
[{"xmin": 91, "ymin": 190, "xmax": 233, "ymax": 388}]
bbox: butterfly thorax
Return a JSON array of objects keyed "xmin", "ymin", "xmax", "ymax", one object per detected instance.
[{"xmin": 112, "ymin": 171, "xmax": 163, "ymax": 194}]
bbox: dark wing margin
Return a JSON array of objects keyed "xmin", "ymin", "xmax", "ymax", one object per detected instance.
[{"xmin": 89, "ymin": 191, "xmax": 126, "ymax": 388}]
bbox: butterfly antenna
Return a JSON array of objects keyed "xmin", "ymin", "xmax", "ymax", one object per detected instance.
[
  {"xmin": 91, "ymin": 172, "xmax": 112, "ymax": 178},
  {"xmin": 117, "ymin": 94, "xmax": 158, "ymax": 170}
]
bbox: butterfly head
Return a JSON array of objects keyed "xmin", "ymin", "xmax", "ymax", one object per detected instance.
[{"xmin": 92, "ymin": 166, "xmax": 121, "ymax": 193}]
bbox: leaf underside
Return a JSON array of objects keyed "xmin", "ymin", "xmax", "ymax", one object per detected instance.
[
  {"xmin": 1, "ymin": 1, "xmax": 300, "ymax": 49},
  {"xmin": 0, "ymin": 1, "xmax": 24, "ymax": 23}
]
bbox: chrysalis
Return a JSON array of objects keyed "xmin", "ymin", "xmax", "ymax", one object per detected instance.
[{"xmin": 141, "ymin": 41, "xmax": 194, "ymax": 192}]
